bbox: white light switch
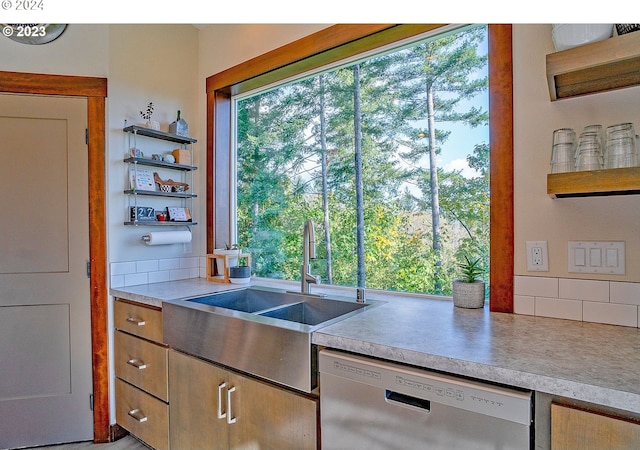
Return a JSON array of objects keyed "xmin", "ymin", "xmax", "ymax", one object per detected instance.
[
  {"xmin": 589, "ymin": 248, "xmax": 602, "ymax": 267},
  {"xmin": 568, "ymin": 241, "xmax": 625, "ymax": 274},
  {"xmin": 606, "ymin": 248, "xmax": 618, "ymax": 267},
  {"xmin": 574, "ymin": 248, "xmax": 586, "ymax": 266}
]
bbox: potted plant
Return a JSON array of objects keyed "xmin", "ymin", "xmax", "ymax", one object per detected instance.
[
  {"xmin": 452, "ymin": 254, "xmax": 486, "ymax": 309},
  {"xmin": 140, "ymin": 102, "xmax": 160, "ymax": 130}
]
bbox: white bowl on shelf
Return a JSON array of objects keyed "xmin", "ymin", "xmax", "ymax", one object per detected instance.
[
  {"xmin": 229, "ymin": 277, "xmax": 251, "ymax": 284},
  {"xmin": 552, "ymin": 24, "xmax": 614, "ymax": 51}
]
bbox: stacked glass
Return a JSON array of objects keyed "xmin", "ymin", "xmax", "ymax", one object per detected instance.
[
  {"xmin": 604, "ymin": 123, "xmax": 638, "ymax": 168},
  {"xmin": 575, "ymin": 131, "xmax": 603, "ymax": 171},
  {"xmin": 550, "ymin": 128, "xmax": 576, "ymax": 173}
]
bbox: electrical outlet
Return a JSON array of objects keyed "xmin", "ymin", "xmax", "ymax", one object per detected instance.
[
  {"xmin": 532, "ymin": 247, "xmax": 543, "ymax": 266},
  {"xmin": 526, "ymin": 241, "xmax": 549, "ymax": 272}
]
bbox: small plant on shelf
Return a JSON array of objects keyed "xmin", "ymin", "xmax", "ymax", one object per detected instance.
[
  {"xmin": 139, "ymin": 102, "xmax": 160, "ymax": 130},
  {"xmin": 139, "ymin": 102, "xmax": 154, "ymax": 121}
]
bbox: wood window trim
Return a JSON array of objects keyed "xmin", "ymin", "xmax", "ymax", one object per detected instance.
[
  {"xmin": 206, "ymin": 24, "xmax": 514, "ymax": 312},
  {"xmin": 0, "ymin": 70, "xmax": 110, "ymax": 442}
]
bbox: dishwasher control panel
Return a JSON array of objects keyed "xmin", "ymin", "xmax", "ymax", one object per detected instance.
[{"xmin": 320, "ymin": 349, "xmax": 532, "ymax": 425}]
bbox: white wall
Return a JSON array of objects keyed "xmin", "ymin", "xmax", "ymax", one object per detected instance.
[
  {"xmin": 513, "ymin": 24, "xmax": 639, "ymax": 281},
  {"xmin": 107, "ymin": 25, "xmax": 202, "ymax": 277},
  {"xmin": 512, "ymin": 25, "xmax": 640, "ymax": 326},
  {"xmin": 0, "ymin": 25, "xmax": 109, "ymax": 76}
]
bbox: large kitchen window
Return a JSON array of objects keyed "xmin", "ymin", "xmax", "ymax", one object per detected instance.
[
  {"xmin": 232, "ymin": 25, "xmax": 488, "ymax": 296},
  {"xmin": 207, "ymin": 25, "xmax": 513, "ymax": 311}
]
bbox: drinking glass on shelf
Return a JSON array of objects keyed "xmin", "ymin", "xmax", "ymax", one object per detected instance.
[
  {"xmin": 582, "ymin": 124, "xmax": 604, "ymax": 150},
  {"xmin": 575, "ymin": 139, "xmax": 603, "ymax": 171},
  {"xmin": 550, "ymin": 143, "xmax": 576, "ymax": 173},
  {"xmin": 604, "ymin": 136, "xmax": 637, "ymax": 168},
  {"xmin": 606, "ymin": 122, "xmax": 635, "ymax": 141},
  {"xmin": 553, "ymin": 128, "xmax": 576, "ymax": 145},
  {"xmin": 550, "ymin": 128, "xmax": 576, "ymax": 173}
]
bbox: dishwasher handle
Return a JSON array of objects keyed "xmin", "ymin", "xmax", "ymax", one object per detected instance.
[{"xmin": 385, "ymin": 390, "xmax": 431, "ymax": 413}]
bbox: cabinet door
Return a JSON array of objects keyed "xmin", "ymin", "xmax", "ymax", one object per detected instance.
[
  {"xmin": 229, "ymin": 372, "xmax": 318, "ymax": 450},
  {"xmin": 169, "ymin": 350, "xmax": 228, "ymax": 450},
  {"xmin": 552, "ymin": 403, "xmax": 640, "ymax": 450}
]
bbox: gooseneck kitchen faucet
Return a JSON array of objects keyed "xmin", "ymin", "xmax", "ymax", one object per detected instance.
[{"xmin": 301, "ymin": 219, "xmax": 321, "ymax": 294}]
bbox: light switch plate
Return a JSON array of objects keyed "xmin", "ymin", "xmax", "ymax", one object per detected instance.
[
  {"xmin": 568, "ymin": 241, "xmax": 625, "ymax": 275},
  {"xmin": 526, "ymin": 241, "xmax": 549, "ymax": 271}
]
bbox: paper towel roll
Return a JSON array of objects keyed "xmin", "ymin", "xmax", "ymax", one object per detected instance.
[{"xmin": 143, "ymin": 230, "xmax": 192, "ymax": 245}]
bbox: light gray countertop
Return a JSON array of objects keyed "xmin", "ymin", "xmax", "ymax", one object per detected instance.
[
  {"xmin": 110, "ymin": 278, "xmax": 242, "ymax": 308},
  {"xmin": 111, "ymin": 279, "xmax": 640, "ymax": 415}
]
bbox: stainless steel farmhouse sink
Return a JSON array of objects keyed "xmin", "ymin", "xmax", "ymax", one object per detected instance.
[
  {"xmin": 257, "ymin": 296, "xmax": 367, "ymax": 325},
  {"xmin": 162, "ymin": 285, "xmax": 381, "ymax": 393}
]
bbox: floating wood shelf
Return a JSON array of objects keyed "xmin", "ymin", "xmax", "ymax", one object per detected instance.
[
  {"xmin": 547, "ymin": 31, "xmax": 640, "ymax": 101},
  {"xmin": 547, "ymin": 167, "xmax": 640, "ymax": 198}
]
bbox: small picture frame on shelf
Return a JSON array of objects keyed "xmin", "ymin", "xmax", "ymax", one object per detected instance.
[
  {"xmin": 167, "ymin": 207, "xmax": 192, "ymax": 222},
  {"xmin": 130, "ymin": 206, "xmax": 156, "ymax": 222},
  {"xmin": 129, "ymin": 167, "xmax": 155, "ymax": 191}
]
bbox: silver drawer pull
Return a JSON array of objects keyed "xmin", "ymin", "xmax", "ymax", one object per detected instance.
[
  {"xmin": 128, "ymin": 409, "xmax": 148, "ymax": 423},
  {"xmin": 126, "ymin": 317, "xmax": 146, "ymax": 326},
  {"xmin": 227, "ymin": 386, "xmax": 237, "ymax": 424},
  {"xmin": 217, "ymin": 382, "xmax": 226, "ymax": 419},
  {"xmin": 126, "ymin": 358, "xmax": 147, "ymax": 370}
]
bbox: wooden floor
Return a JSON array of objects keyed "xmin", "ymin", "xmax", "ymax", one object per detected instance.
[{"xmin": 27, "ymin": 436, "xmax": 150, "ymax": 450}]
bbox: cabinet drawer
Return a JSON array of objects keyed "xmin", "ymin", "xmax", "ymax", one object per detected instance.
[
  {"xmin": 115, "ymin": 331, "xmax": 168, "ymax": 401},
  {"xmin": 115, "ymin": 300, "xmax": 163, "ymax": 342},
  {"xmin": 116, "ymin": 378, "xmax": 169, "ymax": 450}
]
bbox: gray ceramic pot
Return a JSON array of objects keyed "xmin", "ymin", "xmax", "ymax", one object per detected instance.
[
  {"xmin": 452, "ymin": 280, "xmax": 486, "ymax": 309},
  {"xmin": 229, "ymin": 265, "xmax": 251, "ymax": 278}
]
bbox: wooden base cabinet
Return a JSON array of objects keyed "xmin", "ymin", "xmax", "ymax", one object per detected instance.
[
  {"xmin": 551, "ymin": 403, "xmax": 640, "ymax": 450},
  {"xmin": 114, "ymin": 299, "xmax": 169, "ymax": 450},
  {"xmin": 169, "ymin": 349, "xmax": 319, "ymax": 450}
]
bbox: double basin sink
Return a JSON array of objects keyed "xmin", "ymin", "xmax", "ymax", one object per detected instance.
[{"xmin": 162, "ymin": 285, "xmax": 380, "ymax": 393}]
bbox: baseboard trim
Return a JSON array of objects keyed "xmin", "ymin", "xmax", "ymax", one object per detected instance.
[{"xmin": 109, "ymin": 424, "xmax": 129, "ymax": 442}]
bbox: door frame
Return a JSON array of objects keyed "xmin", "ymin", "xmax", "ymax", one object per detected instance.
[{"xmin": 0, "ymin": 71, "xmax": 110, "ymax": 443}]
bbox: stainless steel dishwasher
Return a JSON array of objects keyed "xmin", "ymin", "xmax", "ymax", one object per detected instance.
[{"xmin": 319, "ymin": 349, "xmax": 533, "ymax": 450}]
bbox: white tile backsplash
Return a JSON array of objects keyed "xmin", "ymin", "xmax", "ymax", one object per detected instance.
[
  {"xmin": 514, "ymin": 295, "xmax": 535, "ymax": 315},
  {"xmin": 148, "ymin": 270, "xmax": 171, "ymax": 284},
  {"xmin": 583, "ymin": 301, "xmax": 638, "ymax": 328},
  {"xmin": 559, "ymin": 278, "xmax": 609, "ymax": 303},
  {"xmin": 136, "ymin": 259, "xmax": 159, "ymax": 273},
  {"xmin": 535, "ymin": 296, "xmax": 583, "ymax": 321},
  {"xmin": 515, "ymin": 276, "xmax": 640, "ymax": 328},
  {"xmin": 610, "ymin": 282, "xmax": 640, "ymax": 306},
  {"xmin": 111, "ymin": 257, "xmax": 204, "ymax": 288},
  {"xmin": 180, "ymin": 257, "xmax": 199, "ymax": 269},
  {"xmin": 514, "ymin": 276, "xmax": 558, "ymax": 298},
  {"xmin": 124, "ymin": 272, "xmax": 148, "ymax": 286},
  {"xmin": 111, "ymin": 261, "xmax": 136, "ymax": 276},
  {"xmin": 159, "ymin": 258, "xmax": 181, "ymax": 270},
  {"xmin": 170, "ymin": 268, "xmax": 191, "ymax": 281}
]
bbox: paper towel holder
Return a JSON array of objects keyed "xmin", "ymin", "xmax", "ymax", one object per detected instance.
[{"xmin": 141, "ymin": 226, "xmax": 192, "ymax": 244}]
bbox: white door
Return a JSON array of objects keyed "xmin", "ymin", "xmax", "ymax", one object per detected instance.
[{"xmin": 0, "ymin": 94, "xmax": 93, "ymax": 449}]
